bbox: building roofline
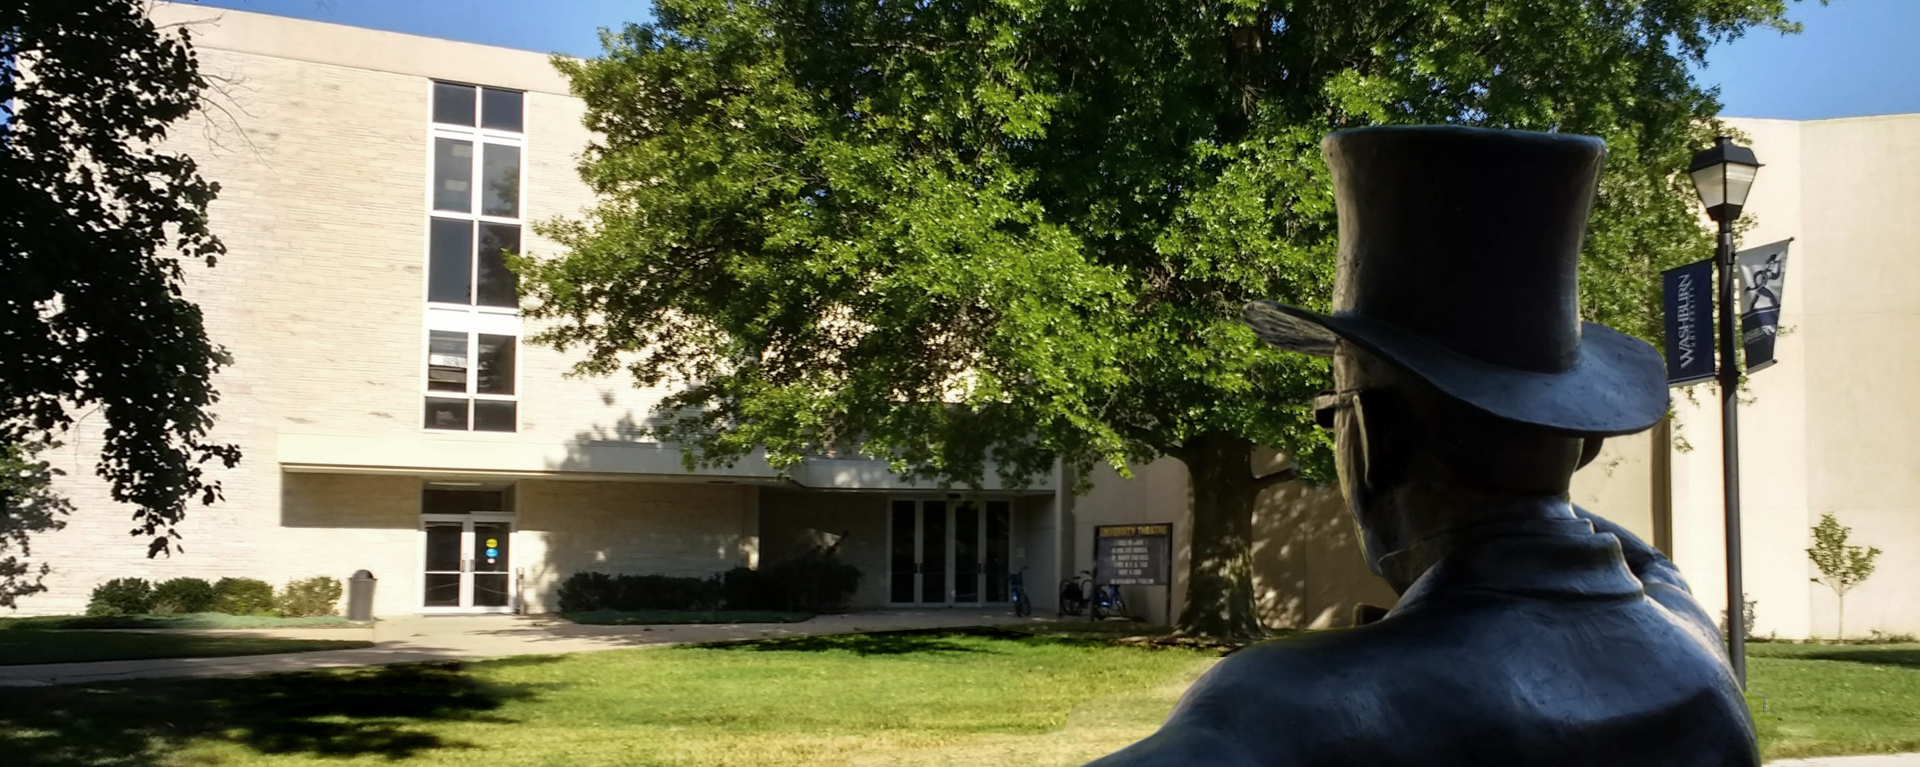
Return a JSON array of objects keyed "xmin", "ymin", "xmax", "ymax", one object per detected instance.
[{"xmin": 150, "ymin": 1, "xmax": 581, "ymax": 95}]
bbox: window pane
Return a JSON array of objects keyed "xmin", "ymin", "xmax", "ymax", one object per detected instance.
[
  {"xmin": 473, "ymin": 400, "xmax": 516, "ymax": 432},
  {"xmin": 921, "ymin": 501, "xmax": 946, "ymax": 603},
  {"xmin": 424, "ymin": 522, "xmax": 462, "ymax": 571},
  {"xmin": 423, "ymin": 574, "xmax": 461, "ymax": 607},
  {"xmin": 481, "ymin": 87, "xmax": 523, "ymax": 132},
  {"xmin": 433, "ymin": 138, "xmax": 473, "ymax": 212},
  {"xmin": 986, "ymin": 501, "xmax": 1011, "ymax": 602},
  {"xmin": 432, "ymin": 82, "xmax": 475, "ymax": 126},
  {"xmin": 476, "ymin": 334, "xmax": 515, "ymax": 395},
  {"xmin": 481, "ymin": 144, "xmax": 520, "ymax": 217},
  {"xmin": 890, "ymin": 501, "xmax": 916, "ymax": 603},
  {"xmin": 473, "ymin": 573, "xmax": 510, "ymax": 607},
  {"xmin": 426, "ymin": 331, "xmax": 468, "ymax": 392},
  {"xmin": 424, "ymin": 397, "xmax": 469, "ymax": 430},
  {"xmin": 474, "ymin": 522, "xmax": 510, "ymax": 572},
  {"xmin": 428, "ymin": 218, "xmax": 473, "ymax": 303},
  {"xmin": 422, "ymin": 488, "xmax": 504, "ymax": 514},
  {"xmin": 476, "ymin": 223, "xmax": 520, "ymax": 308},
  {"xmin": 954, "ymin": 502, "xmax": 979, "ymax": 602}
]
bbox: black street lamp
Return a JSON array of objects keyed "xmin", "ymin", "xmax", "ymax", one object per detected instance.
[{"xmin": 1688, "ymin": 136, "xmax": 1762, "ymax": 688}]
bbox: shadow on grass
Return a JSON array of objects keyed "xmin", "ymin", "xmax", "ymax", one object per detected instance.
[
  {"xmin": 0, "ymin": 659, "xmax": 557, "ymax": 766},
  {"xmin": 1792, "ymin": 648, "xmax": 1920, "ymax": 670},
  {"xmin": 701, "ymin": 628, "xmax": 1006, "ymax": 656}
]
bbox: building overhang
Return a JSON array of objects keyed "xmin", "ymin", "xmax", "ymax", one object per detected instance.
[{"xmin": 276, "ymin": 432, "xmax": 1055, "ymax": 492}]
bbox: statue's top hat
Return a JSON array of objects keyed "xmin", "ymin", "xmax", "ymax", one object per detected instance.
[{"xmin": 1243, "ymin": 126, "xmax": 1666, "ymax": 437}]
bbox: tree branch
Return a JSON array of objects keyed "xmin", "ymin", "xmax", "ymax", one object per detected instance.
[{"xmin": 1250, "ymin": 466, "xmax": 1297, "ymax": 492}]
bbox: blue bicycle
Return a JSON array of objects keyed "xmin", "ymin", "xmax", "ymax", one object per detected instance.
[
  {"xmin": 1009, "ymin": 568, "xmax": 1032, "ymax": 616},
  {"xmin": 1091, "ymin": 582, "xmax": 1128, "ymax": 621}
]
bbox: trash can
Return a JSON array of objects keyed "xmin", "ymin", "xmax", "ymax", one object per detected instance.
[{"xmin": 347, "ymin": 569, "xmax": 376, "ymax": 622}]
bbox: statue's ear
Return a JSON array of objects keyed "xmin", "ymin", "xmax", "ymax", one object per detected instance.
[{"xmin": 1575, "ymin": 437, "xmax": 1605, "ymax": 471}]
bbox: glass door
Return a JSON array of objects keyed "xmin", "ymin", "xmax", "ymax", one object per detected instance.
[
  {"xmin": 419, "ymin": 512, "xmax": 515, "ymax": 612},
  {"xmin": 888, "ymin": 499, "xmax": 1014, "ymax": 606}
]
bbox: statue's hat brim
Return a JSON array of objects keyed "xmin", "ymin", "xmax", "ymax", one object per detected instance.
[{"xmin": 1243, "ymin": 300, "xmax": 1668, "ymax": 437}]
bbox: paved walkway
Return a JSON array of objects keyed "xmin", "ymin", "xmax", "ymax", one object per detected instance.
[{"xmin": 0, "ymin": 609, "xmax": 1052, "ymax": 687}]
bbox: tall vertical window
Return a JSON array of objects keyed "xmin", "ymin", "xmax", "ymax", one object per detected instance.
[
  {"xmin": 425, "ymin": 82, "xmax": 525, "ymax": 432},
  {"xmin": 427, "ymin": 82, "xmax": 522, "ymax": 309}
]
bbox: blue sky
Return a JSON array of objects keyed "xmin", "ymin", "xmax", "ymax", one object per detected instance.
[{"xmin": 192, "ymin": 0, "xmax": 1919, "ymax": 120}]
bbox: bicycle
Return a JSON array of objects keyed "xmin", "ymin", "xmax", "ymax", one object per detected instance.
[
  {"xmin": 1009, "ymin": 568, "xmax": 1032, "ymax": 617},
  {"xmin": 1091, "ymin": 582, "xmax": 1129, "ymax": 621},
  {"xmin": 1059, "ymin": 570, "xmax": 1094, "ymax": 616}
]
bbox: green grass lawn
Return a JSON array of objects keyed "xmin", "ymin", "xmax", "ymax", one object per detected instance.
[
  {"xmin": 0, "ymin": 630, "xmax": 374, "ymax": 666},
  {"xmin": 0, "ymin": 613, "xmax": 358, "ymax": 631},
  {"xmin": 1748, "ymin": 642, "xmax": 1920, "ymax": 760},
  {"xmin": 561, "ymin": 609, "xmax": 815, "ymax": 625},
  {"xmin": 0, "ymin": 629, "xmax": 1214, "ymax": 767},
  {"xmin": 0, "ymin": 630, "xmax": 1910, "ymax": 766}
]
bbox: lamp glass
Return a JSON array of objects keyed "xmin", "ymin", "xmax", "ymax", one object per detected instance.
[
  {"xmin": 1690, "ymin": 166, "xmax": 1725, "ymax": 209},
  {"xmin": 1723, "ymin": 162, "xmax": 1759, "ymax": 208}
]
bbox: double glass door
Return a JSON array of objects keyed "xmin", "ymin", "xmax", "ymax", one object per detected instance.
[
  {"xmin": 889, "ymin": 499, "xmax": 1013, "ymax": 605},
  {"xmin": 421, "ymin": 512, "xmax": 514, "ymax": 612}
]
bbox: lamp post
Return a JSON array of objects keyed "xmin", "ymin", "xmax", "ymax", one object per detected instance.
[{"xmin": 1688, "ymin": 136, "xmax": 1762, "ymax": 689}]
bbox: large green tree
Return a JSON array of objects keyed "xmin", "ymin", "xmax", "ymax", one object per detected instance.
[
  {"xmin": 2, "ymin": 0, "xmax": 238, "ymax": 596},
  {"xmin": 523, "ymin": 0, "xmax": 1812, "ymax": 638}
]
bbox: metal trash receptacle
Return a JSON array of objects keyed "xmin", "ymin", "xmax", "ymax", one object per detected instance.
[{"xmin": 347, "ymin": 569, "xmax": 376, "ymax": 622}]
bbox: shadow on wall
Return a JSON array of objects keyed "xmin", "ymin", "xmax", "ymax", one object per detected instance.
[
  {"xmin": 0, "ymin": 660, "xmax": 556, "ymax": 766},
  {"xmin": 542, "ymin": 411, "xmax": 672, "ymax": 474},
  {"xmin": 758, "ymin": 490, "xmax": 888, "ymax": 609},
  {"xmin": 1249, "ymin": 467, "xmax": 1396, "ymax": 631}
]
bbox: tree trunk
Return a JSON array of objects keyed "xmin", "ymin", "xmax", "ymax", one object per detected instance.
[
  {"xmin": 1838, "ymin": 593, "xmax": 1846, "ymax": 641},
  {"xmin": 1174, "ymin": 432, "xmax": 1267, "ymax": 642}
]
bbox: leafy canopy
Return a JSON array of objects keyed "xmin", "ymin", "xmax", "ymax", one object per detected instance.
[
  {"xmin": 2, "ymin": 0, "xmax": 238, "ymax": 560},
  {"xmin": 521, "ymin": 0, "xmax": 1808, "ymax": 487}
]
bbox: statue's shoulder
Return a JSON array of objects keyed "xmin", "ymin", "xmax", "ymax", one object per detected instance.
[{"xmin": 1173, "ymin": 626, "xmax": 1406, "ymax": 722}]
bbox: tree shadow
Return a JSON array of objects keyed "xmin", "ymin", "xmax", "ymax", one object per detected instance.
[
  {"xmin": 0, "ymin": 660, "xmax": 557, "ymax": 766},
  {"xmin": 1794, "ymin": 647, "xmax": 1920, "ymax": 670},
  {"xmin": 699, "ymin": 628, "xmax": 999, "ymax": 656}
]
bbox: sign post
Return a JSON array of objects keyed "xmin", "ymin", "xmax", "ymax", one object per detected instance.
[{"xmin": 1094, "ymin": 523, "xmax": 1172, "ymax": 623}]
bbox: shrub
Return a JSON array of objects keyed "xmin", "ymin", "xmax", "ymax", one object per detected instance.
[
  {"xmin": 722, "ymin": 566, "xmax": 783, "ymax": 611},
  {"xmin": 212, "ymin": 577, "xmax": 277, "ymax": 615},
  {"xmin": 150, "ymin": 577, "xmax": 217, "ymax": 614},
  {"xmin": 726, "ymin": 548, "xmax": 863, "ymax": 613},
  {"xmin": 558, "ymin": 572, "xmax": 725, "ymax": 612},
  {"xmin": 276, "ymin": 576, "xmax": 343, "ymax": 617},
  {"xmin": 86, "ymin": 577, "xmax": 154, "ymax": 616},
  {"xmin": 613, "ymin": 574, "xmax": 723, "ymax": 611},
  {"xmin": 1720, "ymin": 593, "xmax": 1757, "ymax": 641},
  {"xmin": 557, "ymin": 571, "xmax": 617, "ymax": 612},
  {"xmin": 765, "ymin": 547, "xmax": 863, "ymax": 613}
]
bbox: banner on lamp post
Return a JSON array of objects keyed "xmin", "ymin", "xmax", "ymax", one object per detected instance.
[
  {"xmin": 1662, "ymin": 258, "xmax": 1716, "ymax": 386},
  {"xmin": 1736, "ymin": 239, "xmax": 1794, "ymax": 374}
]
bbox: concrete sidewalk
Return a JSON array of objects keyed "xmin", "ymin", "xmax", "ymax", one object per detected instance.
[{"xmin": 0, "ymin": 609, "xmax": 1053, "ymax": 687}]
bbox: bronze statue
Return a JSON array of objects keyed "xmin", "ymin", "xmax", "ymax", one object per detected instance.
[{"xmin": 1089, "ymin": 127, "xmax": 1757, "ymax": 766}]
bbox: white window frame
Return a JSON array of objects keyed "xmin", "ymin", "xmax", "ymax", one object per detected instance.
[
  {"xmin": 423, "ymin": 81, "xmax": 526, "ymax": 318},
  {"xmin": 421, "ymin": 81, "xmax": 528, "ymax": 434},
  {"xmin": 421, "ymin": 316, "xmax": 522, "ymax": 433}
]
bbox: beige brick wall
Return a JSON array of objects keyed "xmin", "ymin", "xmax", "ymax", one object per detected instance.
[
  {"xmin": 514, "ymin": 480, "xmax": 757, "ymax": 613},
  {"xmin": 12, "ymin": 22, "xmax": 691, "ymax": 615}
]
